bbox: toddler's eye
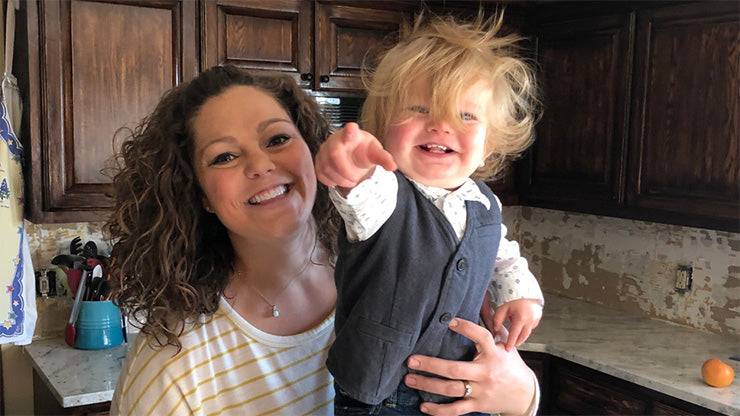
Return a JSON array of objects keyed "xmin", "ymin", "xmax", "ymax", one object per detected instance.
[
  {"xmin": 408, "ymin": 105, "xmax": 429, "ymax": 114},
  {"xmin": 461, "ymin": 112, "xmax": 477, "ymax": 121},
  {"xmin": 209, "ymin": 153, "xmax": 236, "ymax": 166},
  {"xmin": 267, "ymin": 134, "xmax": 291, "ymax": 147}
]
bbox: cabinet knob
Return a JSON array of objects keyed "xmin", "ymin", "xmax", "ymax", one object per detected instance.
[
  {"xmin": 300, "ymin": 73, "xmax": 313, "ymax": 81},
  {"xmin": 320, "ymin": 75, "xmax": 330, "ymax": 83}
]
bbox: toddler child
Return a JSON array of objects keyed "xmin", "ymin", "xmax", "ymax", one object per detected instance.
[{"xmin": 315, "ymin": 13, "xmax": 543, "ymax": 415}]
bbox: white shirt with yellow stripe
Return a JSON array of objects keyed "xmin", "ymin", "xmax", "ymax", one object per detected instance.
[{"xmin": 111, "ymin": 298, "xmax": 335, "ymax": 416}]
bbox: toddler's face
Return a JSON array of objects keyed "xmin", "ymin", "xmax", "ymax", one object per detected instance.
[{"xmin": 385, "ymin": 80, "xmax": 492, "ymax": 190}]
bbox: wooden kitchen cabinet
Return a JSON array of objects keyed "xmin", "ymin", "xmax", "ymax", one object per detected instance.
[
  {"xmin": 201, "ymin": 0, "xmax": 313, "ymax": 87},
  {"xmin": 314, "ymin": 2, "xmax": 410, "ymax": 91},
  {"xmin": 520, "ymin": 352, "xmax": 723, "ymax": 416},
  {"xmin": 521, "ymin": 12, "xmax": 633, "ymax": 211},
  {"xmin": 520, "ymin": 2, "xmax": 740, "ymax": 232},
  {"xmin": 626, "ymin": 2, "xmax": 739, "ymax": 231},
  {"xmin": 202, "ymin": 0, "xmax": 411, "ymax": 92},
  {"xmin": 18, "ymin": 0, "xmax": 198, "ymax": 223}
]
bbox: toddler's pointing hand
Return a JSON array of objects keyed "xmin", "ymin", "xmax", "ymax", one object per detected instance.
[{"xmin": 315, "ymin": 122, "xmax": 397, "ymax": 195}]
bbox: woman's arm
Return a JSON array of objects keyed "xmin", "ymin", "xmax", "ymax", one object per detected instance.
[{"xmin": 403, "ymin": 318, "xmax": 539, "ymax": 416}]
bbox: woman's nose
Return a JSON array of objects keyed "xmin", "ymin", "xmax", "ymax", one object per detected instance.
[{"xmin": 244, "ymin": 151, "xmax": 275, "ymax": 178}]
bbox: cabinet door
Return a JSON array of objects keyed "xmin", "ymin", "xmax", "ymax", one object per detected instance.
[
  {"xmin": 315, "ymin": 3, "xmax": 410, "ymax": 92},
  {"xmin": 627, "ymin": 2, "xmax": 739, "ymax": 231},
  {"xmin": 201, "ymin": 0, "xmax": 313, "ymax": 88},
  {"xmin": 521, "ymin": 14, "xmax": 633, "ymax": 211},
  {"xmin": 22, "ymin": 0, "xmax": 198, "ymax": 223}
]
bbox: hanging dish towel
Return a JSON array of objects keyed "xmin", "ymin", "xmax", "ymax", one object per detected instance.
[{"xmin": 0, "ymin": 0, "xmax": 36, "ymax": 346}]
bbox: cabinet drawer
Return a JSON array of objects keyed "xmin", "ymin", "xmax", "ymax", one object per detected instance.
[{"xmin": 552, "ymin": 362, "xmax": 648, "ymax": 415}]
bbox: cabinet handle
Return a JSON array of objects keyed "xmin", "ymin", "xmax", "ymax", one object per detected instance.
[
  {"xmin": 320, "ymin": 75, "xmax": 330, "ymax": 83},
  {"xmin": 300, "ymin": 73, "xmax": 313, "ymax": 81}
]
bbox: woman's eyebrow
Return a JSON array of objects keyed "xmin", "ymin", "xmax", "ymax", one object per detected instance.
[
  {"xmin": 196, "ymin": 136, "xmax": 236, "ymax": 155},
  {"xmin": 257, "ymin": 117, "xmax": 292, "ymax": 133}
]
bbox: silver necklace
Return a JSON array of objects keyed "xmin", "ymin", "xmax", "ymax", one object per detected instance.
[{"xmin": 235, "ymin": 239, "xmax": 317, "ymax": 318}]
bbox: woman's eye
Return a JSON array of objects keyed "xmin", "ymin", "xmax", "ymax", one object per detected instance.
[
  {"xmin": 208, "ymin": 153, "xmax": 236, "ymax": 166},
  {"xmin": 267, "ymin": 134, "xmax": 291, "ymax": 147},
  {"xmin": 408, "ymin": 105, "xmax": 429, "ymax": 114},
  {"xmin": 461, "ymin": 112, "xmax": 477, "ymax": 121}
]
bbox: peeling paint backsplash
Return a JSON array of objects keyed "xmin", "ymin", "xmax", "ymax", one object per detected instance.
[
  {"xmin": 24, "ymin": 211, "xmax": 740, "ymax": 338},
  {"xmin": 25, "ymin": 221, "xmax": 110, "ymax": 267},
  {"xmin": 503, "ymin": 206, "xmax": 739, "ymax": 337}
]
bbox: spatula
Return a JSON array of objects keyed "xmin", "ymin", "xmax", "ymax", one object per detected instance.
[{"xmin": 65, "ymin": 269, "xmax": 88, "ymax": 347}]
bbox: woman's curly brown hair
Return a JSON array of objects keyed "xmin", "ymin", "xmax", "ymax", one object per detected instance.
[{"xmin": 105, "ymin": 65, "xmax": 339, "ymax": 350}]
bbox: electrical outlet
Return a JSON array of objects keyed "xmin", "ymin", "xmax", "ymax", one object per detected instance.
[{"xmin": 675, "ymin": 265, "xmax": 693, "ymax": 293}]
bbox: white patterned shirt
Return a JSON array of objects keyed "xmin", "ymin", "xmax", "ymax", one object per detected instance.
[{"xmin": 329, "ymin": 167, "xmax": 544, "ymax": 307}]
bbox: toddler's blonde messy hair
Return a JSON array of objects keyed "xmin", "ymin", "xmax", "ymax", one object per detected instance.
[{"xmin": 361, "ymin": 12, "xmax": 539, "ymax": 180}]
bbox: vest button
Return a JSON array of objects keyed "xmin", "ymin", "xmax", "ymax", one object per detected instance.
[
  {"xmin": 439, "ymin": 312, "xmax": 452, "ymax": 323},
  {"xmin": 456, "ymin": 258, "xmax": 467, "ymax": 271}
]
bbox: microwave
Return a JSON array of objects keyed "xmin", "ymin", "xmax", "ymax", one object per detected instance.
[{"xmin": 312, "ymin": 94, "xmax": 365, "ymax": 132}]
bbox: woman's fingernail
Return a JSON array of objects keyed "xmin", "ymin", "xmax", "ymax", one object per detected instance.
[
  {"xmin": 420, "ymin": 404, "xmax": 429, "ymax": 413},
  {"xmin": 408, "ymin": 357, "xmax": 420, "ymax": 368},
  {"xmin": 405, "ymin": 376, "xmax": 417, "ymax": 386},
  {"xmin": 449, "ymin": 318, "xmax": 459, "ymax": 327}
]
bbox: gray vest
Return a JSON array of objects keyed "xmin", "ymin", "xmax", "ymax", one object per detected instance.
[{"xmin": 327, "ymin": 172, "xmax": 502, "ymax": 404}]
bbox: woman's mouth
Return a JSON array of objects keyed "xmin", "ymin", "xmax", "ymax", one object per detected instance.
[
  {"xmin": 419, "ymin": 144, "xmax": 454, "ymax": 153},
  {"xmin": 248, "ymin": 185, "xmax": 289, "ymax": 205}
]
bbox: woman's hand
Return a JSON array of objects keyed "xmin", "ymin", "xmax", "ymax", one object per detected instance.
[{"xmin": 404, "ymin": 318, "xmax": 537, "ymax": 416}]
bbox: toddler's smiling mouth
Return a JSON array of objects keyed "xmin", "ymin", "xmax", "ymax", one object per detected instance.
[
  {"xmin": 420, "ymin": 144, "xmax": 454, "ymax": 153},
  {"xmin": 248, "ymin": 185, "xmax": 290, "ymax": 205}
]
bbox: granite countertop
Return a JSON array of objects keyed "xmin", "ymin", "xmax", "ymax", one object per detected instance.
[
  {"xmin": 24, "ymin": 336, "xmax": 133, "ymax": 408},
  {"xmin": 521, "ymin": 295, "xmax": 739, "ymax": 416},
  {"xmin": 24, "ymin": 295, "xmax": 739, "ymax": 413}
]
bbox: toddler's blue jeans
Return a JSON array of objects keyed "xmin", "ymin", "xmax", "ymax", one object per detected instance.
[{"xmin": 333, "ymin": 381, "xmax": 488, "ymax": 416}]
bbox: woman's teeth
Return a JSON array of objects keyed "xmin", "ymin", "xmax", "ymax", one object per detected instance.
[
  {"xmin": 421, "ymin": 144, "xmax": 452, "ymax": 153},
  {"xmin": 249, "ymin": 185, "xmax": 288, "ymax": 204}
]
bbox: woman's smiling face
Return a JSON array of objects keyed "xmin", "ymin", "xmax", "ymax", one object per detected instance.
[{"xmin": 192, "ymin": 85, "xmax": 317, "ymax": 243}]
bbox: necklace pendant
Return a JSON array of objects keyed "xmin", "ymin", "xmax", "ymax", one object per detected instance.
[{"xmin": 271, "ymin": 305, "xmax": 279, "ymax": 318}]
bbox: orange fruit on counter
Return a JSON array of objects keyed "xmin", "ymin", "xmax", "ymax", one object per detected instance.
[{"xmin": 701, "ymin": 359, "xmax": 734, "ymax": 387}]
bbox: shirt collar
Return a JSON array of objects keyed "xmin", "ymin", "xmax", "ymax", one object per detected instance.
[{"xmin": 408, "ymin": 177, "xmax": 491, "ymax": 210}]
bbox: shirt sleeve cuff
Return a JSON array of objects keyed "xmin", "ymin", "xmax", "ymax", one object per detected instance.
[{"xmin": 521, "ymin": 368, "xmax": 540, "ymax": 416}]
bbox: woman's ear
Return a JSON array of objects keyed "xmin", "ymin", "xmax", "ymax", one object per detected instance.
[{"xmin": 202, "ymin": 197, "xmax": 214, "ymax": 213}]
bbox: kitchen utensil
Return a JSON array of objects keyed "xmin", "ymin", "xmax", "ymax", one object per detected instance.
[
  {"xmin": 65, "ymin": 269, "xmax": 88, "ymax": 347},
  {"xmin": 97, "ymin": 279, "xmax": 112, "ymax": 300},
  {"xmin": 121, "ymin": 313, "xmax": 128, "ymax": 343},
  {"xmin": 88, "ymin": 277, "xmax": 102, "ymax": 301},
  {"xmin": 66, "ymin": 268, "xmax": 82, "ymax": 297},
  {"xmin": 82, "ymin": 241, "xmax": 98, "ymax": 259},
  {"xmin": 70, "ymin": 236, "xmax": 82, "ymax": 255},
  {"xmin": 88, "ymin": 265, "xmax": 104, "ymax": 300},
  {"xmin": 51, "ymin": 254, "xmax": 86, "ymax": 269},
  {"xmin": 86, "ymin": 258, "xmax": 102, "ymax": 270}
]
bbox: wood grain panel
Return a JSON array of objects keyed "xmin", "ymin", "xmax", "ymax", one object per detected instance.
[
  {"xmin": 315, "ymin": 3, "xmax": 409, "ymax": 91},
  {"xmin": 628, "ymin": 2, "xmax": 739, "ymax": 228},
  {"xmin": 23, "ymin": 0, "xmax": 198, "ymax": 222},
  {"xmin": 552, "ymin": 361, "xmax": 648, "ymax": 415},
  {"xmin": 202, "ymin": 0, "xmax": 312, "ymax": 86},
  {"xmin": 522, "ymin": 14, "xmax": 633, "ymax": 206},
  {"xmin": 70, "ymin": 1, "xmax": 172, "ymax": 185},
  {"xmin": 225, "ymin": 13, "xmax": 293, "ymax": 63}
]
